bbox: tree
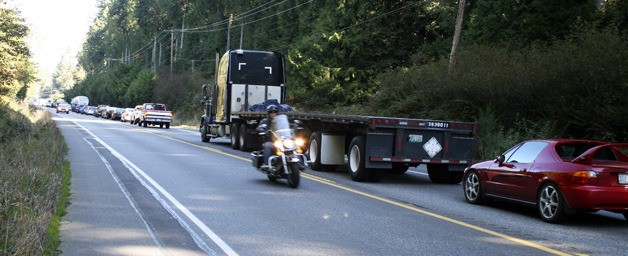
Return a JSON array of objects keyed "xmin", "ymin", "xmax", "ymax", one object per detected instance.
[
  {"xmin": 0, "ymin": 5, "xmax": 35, "ymax": 101},
  {"xmin": 465, "ymin": 0, "xmax": 597, "ymax": 48},
  {"xmin": 52, "ymin": 55, "xmax": 77, "ymax": 91}
]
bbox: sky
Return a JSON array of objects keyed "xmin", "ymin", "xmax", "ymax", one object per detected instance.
[{"xmin": 5, "ymin": 0, "xmax": 99, "ymax": 82}]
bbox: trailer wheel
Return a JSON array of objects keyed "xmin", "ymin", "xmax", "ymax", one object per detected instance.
[
  {"xmin": 388, "ymin": 163, "xmax": 409, "ymax": 174},
  {"xmin": 239, "ymin": 124, "xmax": 250, "ymax": 151},
  {"xmin": 368, "ymin": 169, "xmax": 384, "ymax": 182},
  {"xmin": 427, "ymin": 164, "xmax": 463, "ymax": 184},
  {"xmin": 348, "ymin": 136, "xmax": 372, "ymax": 182},
  {"xmin": 308, "ymin": 132, "xmax": 334, "ymax": 171},
  {"xmin": 230, "ymin": 123, "xmax": 240, "ymax": 149}
]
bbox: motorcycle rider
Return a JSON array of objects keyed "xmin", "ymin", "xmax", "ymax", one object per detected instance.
[{"xmin": 256, "ymin": 105, "xmax": 279, "ymax": 169}]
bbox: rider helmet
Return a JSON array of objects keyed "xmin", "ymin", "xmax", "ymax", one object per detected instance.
[{"xmin": 266, "ymin": 105, "xmax": 278, "ymax": 115}]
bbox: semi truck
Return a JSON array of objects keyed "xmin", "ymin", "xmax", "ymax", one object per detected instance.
[{"xmin": 200, "ymin": 49, "xmax": 476, "ymax": 183}]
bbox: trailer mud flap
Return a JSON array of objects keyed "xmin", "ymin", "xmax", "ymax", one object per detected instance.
[{"xmin": 365, "ymin": 133, "xmax": 393, "ymax": 169}]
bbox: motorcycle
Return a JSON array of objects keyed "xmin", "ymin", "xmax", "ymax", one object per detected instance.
[{"xmin": 251, "ymin": 115, "xmax": 308, "ymax": 188}]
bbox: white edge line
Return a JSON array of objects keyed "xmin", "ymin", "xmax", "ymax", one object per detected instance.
[
  {"xmin": 84, "ymin": 138, "xmax": 167, "ymax": 255},
  {"xmin": 72, "ymin": 120, "xmax": 237, "ymax": 256}
]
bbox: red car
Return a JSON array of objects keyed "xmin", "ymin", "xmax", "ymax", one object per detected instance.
[{"xmin": 463, "ymin": 139, "xmax": 628, "ymax": 223}]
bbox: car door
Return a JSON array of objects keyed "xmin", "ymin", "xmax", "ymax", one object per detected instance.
[{"xmin": 484, "ymin": 141, "xmax": 548, "ymax": 201}]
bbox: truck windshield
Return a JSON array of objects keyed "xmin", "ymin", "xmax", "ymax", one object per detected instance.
[{"xmin": 229, "ymin": 51, "xmax": 283, "ymax": 86}]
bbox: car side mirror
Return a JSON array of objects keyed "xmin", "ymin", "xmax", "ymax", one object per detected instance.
[{"xmin": 496, "ymin": 155, "xmax": 505, "ymax": 164}]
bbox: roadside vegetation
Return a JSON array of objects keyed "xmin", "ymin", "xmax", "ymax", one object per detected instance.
[
  {"xmin": 1, "ymin": 4, "xmax": 70, "ymax": 255},
  {"xmin": 0, "ymin": 102, "xmax": 69, "ymax": 255}
]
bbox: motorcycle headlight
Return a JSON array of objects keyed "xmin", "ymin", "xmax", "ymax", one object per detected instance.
[
  {"xmin": 283, "ymin": 139, "xmax": 296, "ymax": 149},
  {"xmin": 295, "ymin": 138, "xmax": 305, "ymax": 147},
  {"xmin": 274, "ymin": 141, "xmax": 283, "ymax": 149}
]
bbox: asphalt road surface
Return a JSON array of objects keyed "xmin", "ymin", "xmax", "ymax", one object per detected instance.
[{"xmin": 50, "ymin": 109, "xmax": 627, "ymax": 256}]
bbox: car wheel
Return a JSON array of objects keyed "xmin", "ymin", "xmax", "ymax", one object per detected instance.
[
  {"xmin": 165, "ymin": 123, "xmax": 170, "ymax": 129},
  {"xmin": 463, "ymin": 171, "xmax": 484, "ymax": 204},
  {"xmin": 537, "ymin": 183, "xmax": 566, "ymax": 223},
  {"xmin": 143, "ymin": 121, "xmax": 148, "ymax": 127}
]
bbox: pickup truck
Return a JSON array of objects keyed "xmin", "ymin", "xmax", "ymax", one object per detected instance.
[{"xmin": 135, "ymin": 103, "xmax": 172, "ymax": 129}]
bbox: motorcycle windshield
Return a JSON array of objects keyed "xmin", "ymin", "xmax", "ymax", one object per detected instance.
[{"xmin": 272, "ymin": 115, "xmax": 294, "ymax": 139}]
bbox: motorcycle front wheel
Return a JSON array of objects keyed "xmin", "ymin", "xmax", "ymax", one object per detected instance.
[{"xmin": 286, "ymin": 162, "xmax": 300, "ymax": 188}]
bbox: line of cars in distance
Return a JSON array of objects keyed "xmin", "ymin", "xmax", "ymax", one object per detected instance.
[
  {"xmin": 72, "ymin": 104, "xmax": 129, "ymax": 121},
  {"xmin": 70, "ymin": 103, "xmax": 173, "ymax": 129}
]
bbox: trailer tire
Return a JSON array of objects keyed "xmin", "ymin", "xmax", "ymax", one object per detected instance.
[
  {"xmin": 368, "ymin": 169, "xmax": 384, "ymax": 182},
  {"xmin": 239, "ymin": 124, "xmax": 250, "ymax": 151},
  {"xmin": 230, "ymin": 123, "xmax": 240, "ymax": 149},
  {"xmin": 348, "ymin": 136, "xmax": 372, "ymax": 182},
  {"xmin": 427, "ymin": 164, "xmax": 463, "ymax": 184},
  {"xmin": 388, "ymin": 163, "xmax": 409, "ymax": 174},
  {"xmin": 308, "ymin": 132, "xmax": 334, "ymax": 171}
]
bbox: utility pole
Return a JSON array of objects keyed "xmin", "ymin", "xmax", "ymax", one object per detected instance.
[
  {"xmin": 170, "ymin": 29, "xmax": 174, "ymax": 75},
  {"xmin": 239, "ymin": 22, "xmax": 244, "ymax": 49},
  {"xmin": 226, "ymin": 14, "xmax": 234, "ymax": 52},
  {"xmin": 449, "ymin": 0, "xmax": 466, "ymax": 72},
  {"xmin": 152, "ymin": 35, "xmax": 157, "ymax": 70},
  {"xmin": 180, "ymin": 19, "xmax": 185, "ymax": 50}
]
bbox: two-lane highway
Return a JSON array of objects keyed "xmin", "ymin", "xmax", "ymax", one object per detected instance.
[{"xmin": 52, "ymin": 109, "xmax": 627, "ymax": 256}]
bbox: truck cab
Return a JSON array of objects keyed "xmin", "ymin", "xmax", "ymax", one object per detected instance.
[{"xmin": 200, "ymin": 49, "xmax": 286, "ymax": 144}]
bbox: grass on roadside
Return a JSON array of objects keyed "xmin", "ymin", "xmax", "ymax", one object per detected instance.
[
  {"xmin": 43, "ymin": 161, "xmax": 71, "ymax": 255},
  {"xmin": 0, "ymin": 101, "xmax": 68, "ymax": 255}
]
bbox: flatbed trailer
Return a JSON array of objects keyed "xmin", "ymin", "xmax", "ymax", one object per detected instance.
[{"xmin": 229, "ymin": 111, "xmax": 476, "ymax": 183}]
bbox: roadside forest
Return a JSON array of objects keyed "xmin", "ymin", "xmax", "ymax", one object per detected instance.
[
  {"xmin": 1, "ymin": 3, "xmax": 68, "ymax": 255},
  {"xmin": 62, "ymin": 0, "xmax": 627, "ymax": 159}
]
